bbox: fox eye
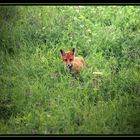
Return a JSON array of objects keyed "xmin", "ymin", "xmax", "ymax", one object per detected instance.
[
  {"xmin": 70, "ymin": 59, "xmax": 73, "ymax": 61},
  {"xmin": 64, "ymin": 59, "xmax": 67, "ymax": 62}
]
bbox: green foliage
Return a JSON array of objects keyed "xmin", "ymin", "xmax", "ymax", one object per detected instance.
[{"xmin": 0, "ymin": 6, "xmax": 140, "ymax": 134}]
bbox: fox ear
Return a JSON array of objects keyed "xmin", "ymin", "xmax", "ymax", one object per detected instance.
[
  {"xmin": 71, "ymin": 48, "xmax": 76, "ymax": 55},
  {"xmin": 60, "ymin": 49, "xmax": 65, "ymax": 56}
]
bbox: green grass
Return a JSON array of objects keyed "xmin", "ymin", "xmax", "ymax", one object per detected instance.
[{"xmin": 0, "ymin": 6, "xmax": 140, "ymax": 134}]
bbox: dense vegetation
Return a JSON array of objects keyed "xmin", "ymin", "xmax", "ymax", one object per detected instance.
[{"xmin": 0, "ymin": 6, "xmax": 140, "ymax": 134}]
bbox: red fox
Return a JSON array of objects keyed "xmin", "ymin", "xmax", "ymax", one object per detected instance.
[{"xmin": 60, "ymin": 48, "xmax": 85, "ymax": 78}]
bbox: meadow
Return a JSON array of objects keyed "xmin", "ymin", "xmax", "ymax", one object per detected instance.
[{"xmin": 0, "ymin": 6, "xmax": 140, "ymax": 134}]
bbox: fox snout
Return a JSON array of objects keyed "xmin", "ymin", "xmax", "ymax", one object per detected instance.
[{"xmin": 67, "ymin": 64, "xmax": 73, "ymax": 69}]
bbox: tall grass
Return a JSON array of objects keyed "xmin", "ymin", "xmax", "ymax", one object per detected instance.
[{"xmin": 0, "ymin": 6, "xmax": 140, "ymax": 134}]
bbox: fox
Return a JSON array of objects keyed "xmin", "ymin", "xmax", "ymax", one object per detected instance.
[{"xmin": 60, "ymin": 48, "xmax": 85, "ymax": 79}]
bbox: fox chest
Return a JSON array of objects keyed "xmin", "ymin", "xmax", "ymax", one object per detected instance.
[{"xmin": 66, "ymin": 60, "xmax": 84, "ymax": 74}]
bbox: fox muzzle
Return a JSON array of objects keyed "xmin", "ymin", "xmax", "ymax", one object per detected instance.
[{"xmin": 67, "ymin": 64, "xmax": 73, "ymax": 69}]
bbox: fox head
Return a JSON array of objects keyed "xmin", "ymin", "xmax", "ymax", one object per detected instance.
[{"xmin": 60, "ymin": 48, "xmax": 75, "ymax": 69}]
